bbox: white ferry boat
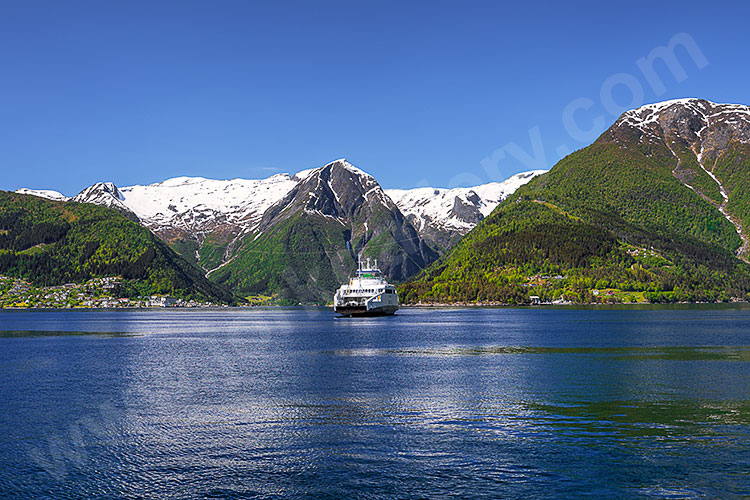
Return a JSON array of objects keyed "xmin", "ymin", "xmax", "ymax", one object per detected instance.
[{"xmin": 333, "ymin": 259, "xmax": 399, "ymax": 317}]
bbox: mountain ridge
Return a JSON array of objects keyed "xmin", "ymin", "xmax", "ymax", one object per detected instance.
[
  {"xmin": 16, "ymin": 160, "xmax": 540, "ymax": 274},
  {"xmin": 401, "ymin": 98, "xmax": 750, "ymax": 305},
  {"xmin": 15, "ymin": 98, "xmax": 750, "ymax": 304},
  {"xmin": 605, "ymin": 98, "xmax": 750, "ymax": 259},
  {"xmin": 18, "ymin": 163, "xmax": 540, "ymax": 241},
  {"xmin": 209, "ymin": 159, "xmax": 440, "ymax": 302},
  {"xmin": 385, "ymin": 170, "xmax": 547, "ymax": 251}
]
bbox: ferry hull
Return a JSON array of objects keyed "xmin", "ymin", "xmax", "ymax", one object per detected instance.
[{"xmin": 334, "ymin": 305, "xmax": 399, "ymax": 317}]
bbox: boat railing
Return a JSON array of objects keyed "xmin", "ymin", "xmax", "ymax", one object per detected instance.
[{"xmin": 364, "ymin": 293, "xmax": 382, "ymax": 311}]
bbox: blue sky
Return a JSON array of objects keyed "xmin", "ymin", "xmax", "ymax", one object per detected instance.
[{"xmin": 2, "ymin": 0, "xmax": 749, "ymax": 195}]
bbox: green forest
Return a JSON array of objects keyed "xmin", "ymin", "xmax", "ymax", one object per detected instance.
[
  {"xmin": 400, "ymin": 138, "xmax": 750, "ymax": 305},
  {"xmin": 210, "ymin": 213, "xmax": 354, "ymax": 304},
  {"xmin": 0, "ymin": 192, "xmax": 234, "ymax": 303}
]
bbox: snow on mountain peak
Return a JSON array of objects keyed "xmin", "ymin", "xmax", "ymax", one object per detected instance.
[
  {"xmin": 15, "ymin": 188, "xmax": 69, "ymax": 201},
  {"xmin": 154, "ymin": 176, "xmax": 210, "ymax": 188},
  {"xmin": 617, "ymin": 98, "xmax": 750, "ymax": 133},
  {"xmin": 293, "ymin": 169, "xmax": 316, "ymax": 181},
  {"xmin": 117, "ymin": 173, "xmax": 300, "ymax": 232},
  {"xmin": 290, "ymin": 160, "xmax": 379, "ymax": 202},
  {"xmin": 35, "ymin": 159, "xmax": 545, "ymax": 254},
  {"xmin": 333, "ymin": 158, "xmax": 373, "ymax": 179},
  {"xmin": 385, "ymin": 170, "xmax": 547, "ymax": 233},
  {"xmin": 73, "ymin": 182, "xmax": 124, "ymax": 202},
  {"xmin": 610, "ymin": 98, "xmax": 750, "ymax": 149},
  {"xmin": 305, "ymin": 158, "xmax": 375, "ymax": 182},
  {"xmin": 633, "ymin": 97, "xmax": 704, "ymax": 112}
]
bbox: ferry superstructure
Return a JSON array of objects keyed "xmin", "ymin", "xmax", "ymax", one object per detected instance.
[{"xmin": 333, "ymin": 259, "xmax": 399, "ymax": 316}]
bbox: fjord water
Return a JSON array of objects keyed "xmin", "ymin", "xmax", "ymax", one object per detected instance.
[{"xmin": 0, "ymin": 308, "xmax": 748, "ymax": 499}]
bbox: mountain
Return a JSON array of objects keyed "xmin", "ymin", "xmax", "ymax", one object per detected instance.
[
  {"xmin": 14, "ymin": 188, "xmax": 67, "ymax": 201},
  {"xmin": 61, "ymin": 167, "xmax": 536, "ymax": 271},
  {"xmin": 209, "ymin": 159, "xmax": 439, "ymax": 302},
  {"xmin": 401, "ymin": 99, "xmax": 750, "ymax": 304},
  {"xmin": 13, "ymin": 99, "xmax": 750, "ymax": 304},
  {"xmin": 611, "ymin": 98, "xmax": 750, "ymax": 255},
  {"xmin": 72, "ymin": 174, "xmax": 302, "ymax": 271},
  {"xmin": 0, "ymin": 191, "xmax": 235, "ymax": 303},
  {"xmin": 18, "ymin": 161, "xmax": 536, "ymax": 301},
  {"xmin": 385, "ymin": 170, "xmax": 546, "ymax": 251},
  {"xmin": 71, "ymin": 182, "xmax": 139, "ymax": 221}
]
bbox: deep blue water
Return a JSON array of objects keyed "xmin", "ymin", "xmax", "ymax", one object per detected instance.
[{"xmin": 0, "ymin": 306, "xmax": 748, "ymax": 499}]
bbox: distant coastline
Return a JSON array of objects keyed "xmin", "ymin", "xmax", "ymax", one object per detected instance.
[{"xmin": 3, "ymin": 300, "xmax": 749, "ymax": 311}]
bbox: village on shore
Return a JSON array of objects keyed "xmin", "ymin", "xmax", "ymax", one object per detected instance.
[{"xmin": 0, "ymin": 276, "xmax": 223, "ymax": 309}]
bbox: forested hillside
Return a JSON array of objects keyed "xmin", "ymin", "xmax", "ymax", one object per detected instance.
[
  {"xmin": 401, "ymin": 100, "xmax": 750, "ymax": 304},
  {"xmin": 0, "ymin": 191, "xmax": 235, "ymax": 303}
]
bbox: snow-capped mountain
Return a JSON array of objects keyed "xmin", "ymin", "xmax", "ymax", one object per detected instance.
[
  {"xmin": 71, "ymin": 182, "xmax": 133, "ymax": 217},
  {"xmin": 209, "ymin": 159, "xmax": 439, "ymax": 301},
  {"xmin": 385, "ymin": 170, "xmax": 546, "ymax": 250},
  {"xmin": 615, "ymin": 98, "xmax": 750, "ymax": 145},
  {"xmin": 606, "ymin": 98, "xmax": 750, "ymax": 258},
  {"xmin": 15, "ymin": 160, "xmax": 544, "ymax": 272},
  {"xmin": 14, "ymin": 188, "xmax": 68, "ymax": 201},
  {"xmin": 68, "ymin": 175, "xmax": 302, "ymax": 236},
  {"xmin": 122, "ymin": 174, "xmax": 301, "ymax": 235},
  {"xmin": 404, "ymin": 98, "xmax": 750, "ymax": 305},
  {"xmin": 386, "ymin": 170, "xmax": 547, "ymax": 232},
  {"xmin": 611, "ymin": 99, "xmax": 750, "ymax": 175},
  {"xmin": 257, "ymin": 159, "xmax": 414, "ymax": 234}
]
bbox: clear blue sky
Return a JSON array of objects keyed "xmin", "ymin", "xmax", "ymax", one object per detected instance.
[{"xmin": 2, "ymin": 0, "xmax": 749, "ymax": 195}]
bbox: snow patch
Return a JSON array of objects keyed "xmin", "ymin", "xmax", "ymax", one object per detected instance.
[
  {"xmin": 293, "ymin": 169, "xmax": 316, "ymax": 181},
  {"xmin": 385, "ymin": 170, "xmax": 546, "ymax": 233},
  {"xmin": 15, "ymin": 188, "xmax": 69, "ymax": 201},
  {"xmin": 117, "ymin": 173, "xmax": 299, "ymax": 231}
]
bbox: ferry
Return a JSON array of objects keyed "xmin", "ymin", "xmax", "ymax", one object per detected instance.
[{"xmin": 333, "ymin": 259, "xmax": 399, "ymax": 317}]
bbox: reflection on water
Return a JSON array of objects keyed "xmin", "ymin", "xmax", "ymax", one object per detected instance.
[
  {"xmin": 329, "ymin": 345, "xmax": 750, "ymax": 361},
  {"xmin": 0, "ymin": 307, "xmax": 748, "ymax": 499},
  {"xmin": 0, "ymin": 330, "xmax": 140, "ymax": 338}
]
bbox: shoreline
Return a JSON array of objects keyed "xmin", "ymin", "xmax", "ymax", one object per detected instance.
[
  {"xmin": 2, "ymin": 300, "xmax": 750, "ymax": 311},
  {"xmin": 402, "ymin": 300, "xmax": 750, "ymax": 307}
]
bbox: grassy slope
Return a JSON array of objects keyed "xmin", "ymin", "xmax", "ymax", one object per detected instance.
[
  {"xmin": 0, "ymin": 192, "xmax": 235, "ymax": 303},
  {"xmin": 209, "ymin": 200, "xmax": 436, "ymax": 304},
  {"xmin": 400, "ymin": 140, "xmax": 750, "ymax": 304},
  {"xmin": 209, "ymin": 213, "xmax": 352, "ymax": 304},
  {"xmin": 713, "ymin": 142, "xmax": 750, "ymax": 230}
]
